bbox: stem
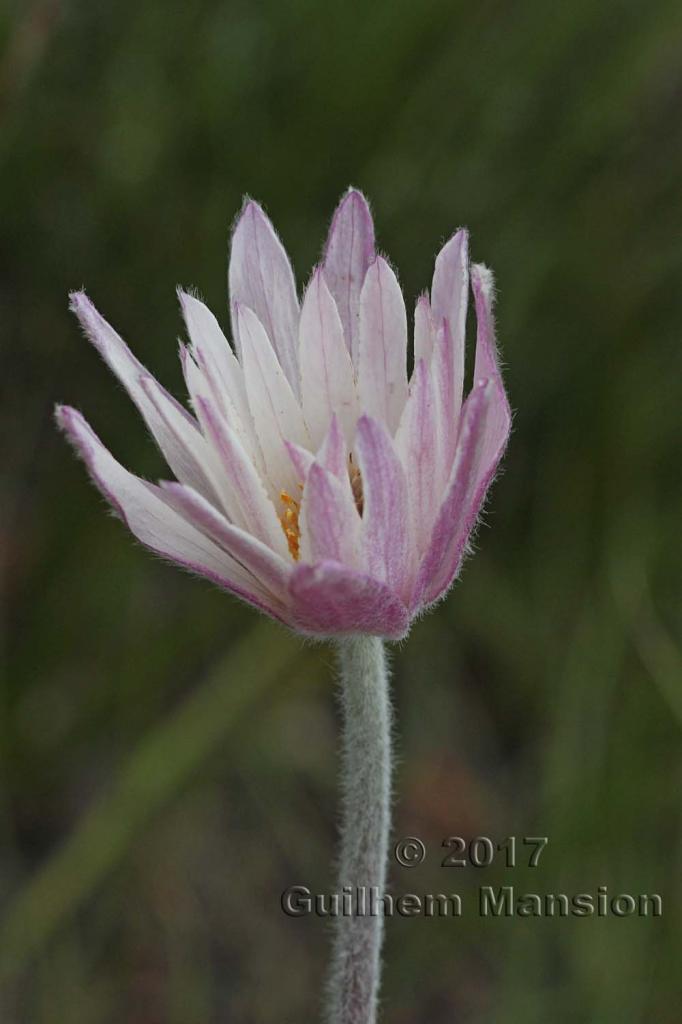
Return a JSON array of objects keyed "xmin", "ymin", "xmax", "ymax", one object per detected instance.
[{"xmin": 326, "ymin": 635, "xmax": 392, "ymax": 1024}]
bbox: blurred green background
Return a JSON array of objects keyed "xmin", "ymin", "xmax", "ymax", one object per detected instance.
[{"xmin": 1, "ymin": 0, "xmax": 681, "ymax": 1020}]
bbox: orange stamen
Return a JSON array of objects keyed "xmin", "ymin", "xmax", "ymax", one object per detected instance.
[{"xmin": 279, "ymin": 489, "xmax": 301, "ymax": 560}]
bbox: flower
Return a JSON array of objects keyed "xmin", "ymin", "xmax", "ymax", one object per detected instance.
[{"xmin": 57, "ymin": 189, "xmax": 510, "ymax": 639}]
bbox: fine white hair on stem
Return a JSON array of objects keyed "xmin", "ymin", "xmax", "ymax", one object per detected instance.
[{"xmin": 326, "ymin": 635, "xmax": 392, "ymax": 1024}]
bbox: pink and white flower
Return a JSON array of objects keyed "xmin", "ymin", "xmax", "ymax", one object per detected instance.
[{"xmin": 57, "ymin": 190, "xmax": 510, "ymax": 639}]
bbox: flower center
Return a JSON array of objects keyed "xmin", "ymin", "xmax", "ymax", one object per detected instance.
[
  {"xmin": 349, "ymin": 455, "xmax": 364, "ymax": 515},
  {"xmin": 279, "ymin": 490, "xmax": 301, "ymax": 560}
]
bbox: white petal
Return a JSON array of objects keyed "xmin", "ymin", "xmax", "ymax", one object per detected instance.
[
  {"xmin": 394, "ymin": 359, "xmax": 440, "ymax": 554},
  {"xmin": 413, "ymin": 293, "xmax": 436, "ymax": 366},
  {"xmin": 194, "ymin": 394, "xmax": 290, "ymax": 559},
  {"xmin": 322, "ymin": 188, "xmax": 375, "ymax": 364},
  {"xmin": 228, "ymin": 200, "xmax": 300, "ymax": 395},
  {"xmin": 137, "ymin": 374, "xmax": 222, "ymax": 506},
  {"xmin": 178, "ymin": 290, "xmax": 263, "ymax": 468},
  {"xmin": 299, "ymin": 269, "xmax": 359, "ymax": 449},
  {"xmin": 69, "ymin": 291, "xmax": 214, "ymax": 500},
  {"xmin": 238, "ymin": 304, "xmax": 309, "ymax": 496},
  {"xmin": 431, "ymin": 229, "xmax": 468, "ymax": 424},
  {"xmin": 55, "ymin": 406, "xmax": 285, "ymax": 619},
  {"xmin": 160, "ymin": 482, "xmax": 291, "ymax": 600},
  {"xmin": 358, "ymin": 257, "xmax": 409, "ymax": 434}
]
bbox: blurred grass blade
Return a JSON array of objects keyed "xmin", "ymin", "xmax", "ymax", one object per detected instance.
[{"xmin": 0, "ymin": 623, "xmax": 303, "ymax": 982}]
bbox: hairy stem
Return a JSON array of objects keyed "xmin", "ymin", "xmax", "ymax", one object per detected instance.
[{"xmin": 326, "ymin": 635, "xmax": 392, "ymax": 1024}]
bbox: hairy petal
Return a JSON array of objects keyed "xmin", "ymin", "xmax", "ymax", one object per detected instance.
[
  {"xmin": 412, "ymin": 378, "xmax": 510, "ymax": 609},
  {"xmin": 194, "ymin": 394, "xmax": 290, "ymax": 558},
  {"xmin": 238, "ymin": 304, "xmax": 309, "ymax": 496},
  {"xmin": 160, "ymin": 482, "xmax": 291, "ymax": 600},
  {"xmin": 431, "ymin": 229, "xmax": 468, "ymax": 425},
  {"xmin": 69, "ymin": 291, "xmax": 214, "ymax": 496},
  {"xmin": 284, "ymin": 415, "xmax": 348, "ymax": 488},
  {"xmin": 394, "ymin": 359, "xmax": 440, "ymax": 555},
  {"xmin": 299, "ymin": 269, "xmax": 359, "ymax": 448},
  {"xmin": 413, "ymin": 292, "xmax": 437, "ymax": 366},
  {"xmin": 55, "ymin": 406, "xmax": 286, "ymax": 621},
  {"xmin": 229, "ymin": 200, "xmax": 300, "ymax": 394},
  {"xmin": 355, "ymin": 415, "xmax": 411, "ymax": 597},
  {"xmin": 322, "ymin": 187, "xmax": 375, "ymax": 363},
  {"xmin": 429, "ymin": 318, "xmax": 458, "ymax": 491},
  {"xmin": 289, "ymin": 561, "xmax": 409, "ymax": 639},
  {"xmin": 137, "ymin": 374, "xmax": 222, "ymax": 506},
  {"xmin": 358, "ymin": 257, "xmax": 409, "ymax": 434},
  {"xmin": 299, "ymin": 461, "xmax": 362, "ymax": 566},
  {"xmin": 178, "ymin": 290, "xmax": 262, "ymax": 466}
]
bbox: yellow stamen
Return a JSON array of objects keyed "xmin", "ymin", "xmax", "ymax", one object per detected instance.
[{"xmin": 279, "ymin": 489, "xmax": 301, "ymax": 560}]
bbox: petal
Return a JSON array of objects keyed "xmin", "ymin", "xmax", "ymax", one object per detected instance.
[
  {"xmin": 429, "ymin": 317, "xmax": 459, "ymax": 490},
  {"xmin": 284, "ymin": 414, "xmax": 347, "ymax": 485},
  {"xmin": 238, "ymin": 304, "xmax": 310, "ymax": 496},
  {"xmin": 322, "ymin": 187, "xmax": 375, "ymax": 364},
  {"xmin": 471, "ymin": 263, "xmax": 504, "ymax": 384},
  {"xmin": 178, "ymin": 290, "xmax": 262, "ymax": 466},
  {"xmin": 289, "ymin": 561, "xmax": 409, "ymax": 639},
  {"xmin": 55, "ymin": 405, "xmax": 286, "ymax": 622},
  {"xmin": 358, "ymin": 257, "xmax": 409, "ymax": 434},
  {"xmin": 316, "ymin": 413, "xmax": 348, "ymax": 479},
  {"xmin": 470, "ymin": 264, "xmax": 512, "ymax": 465},
  {"xmin": 69, "ymin": 292, "xmax": 214, "ymax": 497},
  {"xmin": 431, "ymin": 229, "xmax": 468, "ymax": 423},
  {"xmin": 299, "ymin": 269, "xmax": 359, "ymax": 448},
  {"xmin": 228, "ymin": 200, "xmax": 300, "ymax": 394},
  {"xmin": 160, "ymin": 481, "xmax": 291, "ymax": 600},
  {"xmin": 413, "ymin": 293, "xmax": 436, "ymax": 366},
  {"xmin": 179, "ymin": 341, "xmax": 264, "ymax": 481},
  {"xmin": 355, "ymin": 415, "xmax": 411, "ymax": 597},
  {"xmin": 284, "ymin": 440, "xmax": 314, "ymax": 483},
  {"xmin": 299, "ymin": 461, "xmax": 362, "ymax": 566},
  {"xmin": 411, "ymin": 378, "xmax": 511, "ymax": 610},
  {"xmin": 394, "ymin": 359, "xmax": 440, "ymax": 554},
  {"xmin": 195, "ymin": 394, "xmax": 290, "ymax": 559}
]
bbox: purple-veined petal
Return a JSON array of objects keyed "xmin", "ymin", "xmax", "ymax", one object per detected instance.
[
  {"xmin": 315, "ymin": 413, "xmax": 348, "ymax": 479},
  {"xmin": 299, "ymin": 461, "xmax": 362, "ymax": 566},
  {"xmin": 237, "ymin": 304, "xmax": 309, "ymax": 496},
  {"xmin": 431, "ymin": 229, "xmax": 468, "ymax": 422},
  {"xmin": 471, "ymin": 264, "xmax": 504, "ymax": 383},
  {"xmin": 179, "ymin": 341, "xmax": 264, "ymax": 480},
  {"xmin": 355, "ymin": 415, "xmax": 411, "ymax": 598},
  {"xmin": 178, "ymin": 290, "xmax": 262, "ymax": 466},
  {"xmin": 228, "ymin": 200, "xmax": 300, "ymax": 394},
  {"xmin": 284, "ymin": 414, "xmax": 348, "ymax": 487},
  {"xmin": 285, "ymin": 440, "xmax": 314, "ymax": 483},
  {"xmin": 55, "ymin": 405, "xmax": 287, "ymax": 622},
  {"xmin": 160, "ymin": 481, "xmax": 291, "ymax": 600},
  {"xmin": 470, "ymin": 264, "xmax": 512, "ymax": 465},
  {"xmin": 358, "ymin": 257, "xmax": 409, "ymax": 434},
  {"xmin": 429, "ymin": 317, "xmax": 459, "ymax": 490},
  {"xmin": 194, "ymin": 394, "xmax": 290, "ymax": 559},
  {"xmin": 411, "ymin": 377, "xmax": 510, "ymax": 610},
  {"xmin": 413, "ymin": 293, "xmax": 437, "ymax": 366},
  {"xmin": 69, "ymin": 292, "xmax": 215, "ymax": 497},
  {"xmin": 134, "ymin": 374, "xmax": 222, "ymax": 506},
  {"xmin": 289, "ymin": 561, "xmax": 409, "ymax": 639},
  {"xmin": 299, "ymin": 268, "xmax": 359, "ymax": 448},
  {"xmin": 322, "ymin": 187, "xmax": 375, "ymax": 364},
  {"xmin": 394, "ymin": 359, "xmax": 440, "ymax": 554}
]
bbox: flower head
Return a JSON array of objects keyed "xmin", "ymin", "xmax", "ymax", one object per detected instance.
[{"xmin": 57, "ymin": 190, "xmax": 510, "ymax": 639}]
